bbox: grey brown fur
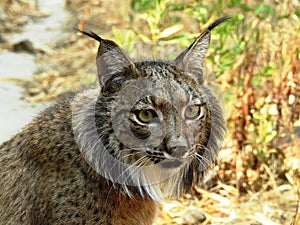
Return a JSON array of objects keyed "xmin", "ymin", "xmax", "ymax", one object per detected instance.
[{"xmin": 0, "ymin": 17, "xmax": 229, "ymax": 224}]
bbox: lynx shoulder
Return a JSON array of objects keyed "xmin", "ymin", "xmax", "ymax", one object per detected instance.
[{"xmin": 0, "ymin": 17, "xmax": 229, "ymax": 225}]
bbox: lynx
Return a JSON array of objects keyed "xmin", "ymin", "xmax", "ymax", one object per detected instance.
[{"xmin": 0, "ymin": 17, "xmax": 228, "ymax": 224}]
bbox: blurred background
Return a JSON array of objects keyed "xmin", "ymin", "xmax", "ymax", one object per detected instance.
[{"xmin": 0, "ymin": 0, "xmax": 299, "ymax": 224}]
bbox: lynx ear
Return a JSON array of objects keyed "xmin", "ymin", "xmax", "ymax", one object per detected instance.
[
  {"xmin": 78, "ymin": 30, "xmax": 135, "ymax": 87},
  {"xmin": 175, "ymin": 16, "xmax": 230, "ymax": 84}
]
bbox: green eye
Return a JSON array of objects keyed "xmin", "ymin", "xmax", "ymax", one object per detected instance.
[
  {"xmin": 136, "ymin": 109, "xmax": 157, "ymax": 123},
  {"xmin": 184, "ymin": 105, "xmax": 203, "ymax": 120}
]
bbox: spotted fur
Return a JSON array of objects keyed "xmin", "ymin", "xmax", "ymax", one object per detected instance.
[{"xmin": 0, "ymin": 17, "xmax": 229, "ymax": 224}]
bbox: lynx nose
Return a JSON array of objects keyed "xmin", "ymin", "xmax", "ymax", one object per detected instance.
[{"xmin": 166, "ymin": 146, "xmax": 187, "ymax": 158}]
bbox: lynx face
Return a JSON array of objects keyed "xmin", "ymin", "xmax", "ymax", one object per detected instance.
[
  {"xmin": 73, "ymin": 17, "xmax": 228, "ymax": 201},
  {"xmin": 109, "ymin": 63, "xmax": 212, "ymax": 168}
]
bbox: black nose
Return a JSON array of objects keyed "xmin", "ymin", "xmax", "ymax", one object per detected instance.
[{"xmin": 166, "ymin": 146, "xmax": 187, "ymax": 158}]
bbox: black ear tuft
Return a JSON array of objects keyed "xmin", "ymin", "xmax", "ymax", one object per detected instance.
[
  {"xmin": 76, "ymin": 29, "xmax": 104, "ymax": 43},
  {"xmin": 207, "ymin": 16, "xmax": 231, "ymax": 31}
]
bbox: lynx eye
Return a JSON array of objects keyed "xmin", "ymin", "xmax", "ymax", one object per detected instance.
[
  {"xmin": 184, "ymin": 105, "xmax": 203, "ymax": 120},
  {"xmin": 136, "ymin": 109, "xmax": 157, "ymax": 124}
]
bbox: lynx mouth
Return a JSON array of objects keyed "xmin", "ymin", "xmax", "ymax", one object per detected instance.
[{"xmin": 160, "ymin": 159, "xmax": 183, "ymax": 168}]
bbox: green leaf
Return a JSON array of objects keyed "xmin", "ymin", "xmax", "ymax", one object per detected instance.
[
  {"xmin": 254, "ymin": 4, "xmax": 275, "ymax": 19},
  {"xmin": 167, "ymin": 3, "xmax": 187, "ymax": 11},
  {"xmin": 131, "ymin": 0, "xmax": 156, "ymax": 12},
  {"xmin": 158, "ymin": 24, "xmax": 184, "ymax": 39},
  {"xmin": 236, "ymin": 13, "xmax": 245, "ymax": 21},
  {"xmin": 265, "ymin": 130, "xmax": 277, "ymax": 143},
  {"xmin": 138, "ymin": 33, "xmax": 151, "ymax": 42}
]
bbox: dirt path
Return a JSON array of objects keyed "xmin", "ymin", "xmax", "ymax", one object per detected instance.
[{"xmin": 0, "ymin": 0, "xmax": 70, "ymax": 143}]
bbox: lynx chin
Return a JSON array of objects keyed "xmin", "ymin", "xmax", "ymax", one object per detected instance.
[{"xmin": 0, "ymin": 17, "xmax": 229, "ymax": 225}]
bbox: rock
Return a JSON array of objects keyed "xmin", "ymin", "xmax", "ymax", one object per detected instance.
[
  {"xmin": 181, "ymin": 206, "xmax": 206, "ymax": 224},
  {"xmin": 0, "ymin": 34, "xmax": 6, "ymax": 43},
  {"xmin": 12, "ymin": 40, "xmax": 37, "ymax": 54}
]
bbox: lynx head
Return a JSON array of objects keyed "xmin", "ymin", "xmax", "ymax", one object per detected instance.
[{"xmin": 72, "ymin": 17, "xmax": 228, "ymax": 201}]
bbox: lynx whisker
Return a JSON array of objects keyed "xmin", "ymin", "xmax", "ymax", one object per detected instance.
[
  {"xmin": 116, "ymin": 154, "xmax": 147, "ymax": 182},
  {"xmin": 194, "ymin": 152, "xmax": 211, "ymax": 166}
]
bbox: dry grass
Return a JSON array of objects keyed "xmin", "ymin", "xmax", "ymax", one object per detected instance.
[{"xmin": 155, "ymin": 183, "xmax": 298, "ymax": 225}]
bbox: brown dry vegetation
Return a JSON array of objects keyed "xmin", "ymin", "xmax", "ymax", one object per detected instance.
[{"xmin": 0, "ymin": 0, "xmax": 299, "ymax": 224}]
